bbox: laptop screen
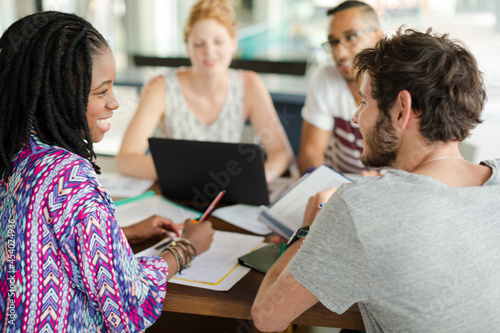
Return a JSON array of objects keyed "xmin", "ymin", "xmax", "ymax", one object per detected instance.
[{"xmin": 149, "ymin": 138, "xmax": 270, "ymax": 210}]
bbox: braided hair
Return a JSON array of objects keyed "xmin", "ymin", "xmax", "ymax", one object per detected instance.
[{"xmin": 0, "ymin": 11, "xmax": 109, "ymax": 178}]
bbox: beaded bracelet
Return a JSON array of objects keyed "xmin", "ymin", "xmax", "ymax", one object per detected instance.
[
  {"xmin": 174, "ymin": 242, "xmax": 191, "ymax": 262},
  {"xmin": 176, "ymin": 238, "xmax": 197, "ymax": 260},
  {"xmin": 164, "ymin": 247, "xmax": 182, "ymax": 273},
  {"xmin": 172, "ymin": 245, "xmax": 187, "ymax": 269},
  {"xmin": 166, "ymin": 238, "xmax": 198, "ymax": 274}
]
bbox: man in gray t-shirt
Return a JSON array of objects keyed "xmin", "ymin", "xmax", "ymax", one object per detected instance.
[{"xmin": 252, "ymin": 27, "xmax": 500, "ymax": 333}]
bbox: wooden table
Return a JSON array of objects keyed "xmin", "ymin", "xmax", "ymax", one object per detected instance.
[
  {"xmin": 97, "ymin": 153, "xmax": 365, "ymax": 331},
  {"xmin": 159, "ymin": 217, "xmax": 364, "ymax": 331}
]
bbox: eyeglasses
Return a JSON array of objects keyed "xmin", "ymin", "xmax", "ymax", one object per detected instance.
[{"xmin": 322, "ymin": 27, "xmax": 377, "ymax": 51}]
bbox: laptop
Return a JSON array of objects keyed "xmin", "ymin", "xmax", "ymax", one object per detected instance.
[{"xmin": 148, "ymin": 138, "xmax": 270, "ymax": 210}]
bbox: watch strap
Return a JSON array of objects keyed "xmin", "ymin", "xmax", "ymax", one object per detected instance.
[{"xmin": 287, "ymin": 226, "xmax": 310, "ymax": 247}]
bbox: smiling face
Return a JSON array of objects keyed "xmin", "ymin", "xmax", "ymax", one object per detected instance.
[
  {"xmin": 86, "ymin": 47, "xmax": 119, "ymax": 143},
  {"xmin": 186, "ymin": 18, "xmax": 237, "ymax": 75},
  {"xmin": 353, "ymin": 73, "xmax": 398, "ymax": 167},
  {"xmin": 327, "ymin": 7, "xmax": 381, "ymax": 82}
]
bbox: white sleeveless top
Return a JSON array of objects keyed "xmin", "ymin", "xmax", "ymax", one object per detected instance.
[{"xmin": 155, "ymin": 68, "xmax": 245, "ymax": 142}]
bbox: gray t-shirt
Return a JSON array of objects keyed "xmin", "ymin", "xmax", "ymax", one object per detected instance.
[{"xmin": 289, "ymin": 159, "xmax": 500, "ymax": 332}]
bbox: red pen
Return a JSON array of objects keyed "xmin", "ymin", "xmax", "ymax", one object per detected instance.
[{"xmin": 194, "ymin": 190, "xmax": 226, "ymax": 224}]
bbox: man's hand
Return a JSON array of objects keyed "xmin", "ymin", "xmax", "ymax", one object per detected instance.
[
  {"xmin": 303, "ymin": 187, "xmax": 337, "ymax": 226},
  {"xmin": 269, "ymin": 187, "xmax": 337, "ymax": 244}
]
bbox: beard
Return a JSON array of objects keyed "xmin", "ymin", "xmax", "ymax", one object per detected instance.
[{"xmin": 360, "ymin": 113, "xmax": 398, "ymax": 168}]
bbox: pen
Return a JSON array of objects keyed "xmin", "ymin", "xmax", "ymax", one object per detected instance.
[{"xmin": 194, "ymin": 190, "xmax": 226, "ymax": 224}]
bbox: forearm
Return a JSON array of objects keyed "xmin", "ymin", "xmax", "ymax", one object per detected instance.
[
  {"xmin": 116, "ymin": 153, "xmax": 157, "ymax": 180},
  {"xmin": 160, "ymin": 251, "xmax": 180, "ymax": 279},
  {"xmin": 264, "ymin": 148, "xmax": 293, "ymax": 184},
  {"xmin": 159, "ymin": 237, "xmax": 200, "ymax": 279},
  {"xmin": 297, "ymin": 148, "xmax": 325, "ymax": 174},
  {"xmin": 297, "ymin": 122, "xmax": 330, "ymax": 174},
  {"xmin": 252, "ymin": 239, "xmax": 308, "ymax": 332},
  {"xmin": 257, "ymin": 239, "xmax": 302, "ymax": 293},
  {"xmin": 121, "ymin": 225, "xmax": 136, "ymax": 243},
  {"xmin": 256, "ymin": 238, "xmax": 302, "ymax": 296}
]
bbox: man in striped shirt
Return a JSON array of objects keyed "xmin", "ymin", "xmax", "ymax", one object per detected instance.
[{"xmin": 298, "ymin": 1, "xmax": 383, "ymax": 174}]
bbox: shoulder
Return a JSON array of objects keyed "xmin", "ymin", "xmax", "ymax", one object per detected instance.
[
  {"xmin": 27, "ymin": 138, "xmax": 94, "ymax": 177},
  {"xmin": 144, "ymin": 74, "xmax": 166, "ymax": 91},
  {"xmin": 241, "ymin": 70, "xmax": 268, "ymax": 96},
  {"xmin": 480, "ymin": 159, "xmax": 500, "ymax": 184},
  {"xmin": 339, "ymin": 171, "xmax": 426, "ymax": 206},
  {"xmin": 43, "ymin": 150, "xmax": 112, "ymax": 233},
  {"xmin": 139, "ymin": 75, "xmax": 168, "ymax": 103},
  {"xmin": 15, "ymin": 136, "xmax": 112, "ymax": 236},
  {"xmin": 27, "ymin": 137, "xmax": 107, "ymax": 197},
  {"xmin": 480, "ymin": 158, "xmax": 500, "ymax": 169},
  {"xmin": 241, "ymin": 69, "xmax": 263, "ymax": 86}
]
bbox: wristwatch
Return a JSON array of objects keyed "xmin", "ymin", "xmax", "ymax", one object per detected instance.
[{"xmin": 287, "ymin": 226, "xmax": 310, "ymax": 247}]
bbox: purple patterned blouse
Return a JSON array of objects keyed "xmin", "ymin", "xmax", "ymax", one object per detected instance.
[{"xmin": 0, "ymin": 132, "xmax": 169, "ymax": 332}]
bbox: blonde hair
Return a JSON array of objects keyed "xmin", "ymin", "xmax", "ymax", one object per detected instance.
[{"xmin": 184, "ymin": 0, "xmax": 237, "ymax": 42}]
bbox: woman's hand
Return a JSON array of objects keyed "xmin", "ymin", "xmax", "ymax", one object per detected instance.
[
  {"xmin": 302, "ymin": 187, "xmax": 337, "ymax": 227},
  {"xmin": 122, "ymin": 215, "xmax": 181, "ymax": 244},
  {"xmin": 180, "ymin": 219, "xmax": 215, "ymax": 255}
]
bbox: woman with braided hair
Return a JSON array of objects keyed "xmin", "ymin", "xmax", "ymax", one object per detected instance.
[{"xmin": 0, "ymin": 11, "xmax": 214, "ymax": 332}]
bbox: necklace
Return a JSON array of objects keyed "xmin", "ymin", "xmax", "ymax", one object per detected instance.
[{"xmin": 421, "ymin": 156, "xmax": 464, "ymax": 166}]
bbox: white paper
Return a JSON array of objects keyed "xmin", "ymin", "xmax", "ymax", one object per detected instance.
[
  {"xmin": 135, "ymin": 237, "xmax": 175, "ymax": 257},
  {"xmin": 114, "ymin": 194, "xmax": 201, "ymax": 228},
  {"xmin": 212, "ymin": 204, "xmax": 272, "ymax": 235},
  {"xmin": 258, "ymin": 165, "xmax": 353, "ymax": 238},
  {"xmin": 268, "ymin": 177, "xmax": 296, "ymax": 203},
  {"xmin": 136, "ymin": 231, "xmax": 265, "ymax": 291},
  {"xmin": 98, "ymin": 171, "xmax": 154, "ymax": 198}
]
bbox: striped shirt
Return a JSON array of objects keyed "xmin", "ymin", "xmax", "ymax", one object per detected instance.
[{"xmin": 302, "ymin": 64, "xmax": 365, "ymax": 173}]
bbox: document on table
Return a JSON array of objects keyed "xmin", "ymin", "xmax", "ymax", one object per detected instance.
[
  {"xmin": 136, "ymin": 230, "xmax": 265, "ymax": 291},
  {"xmin": 210, "ymin": 176, "xmax": 297, "ymax": 235},
  {"xmin": 98, "ymin": 171, "xmax": 154, "ymax": 198},
  {"xmin": 212, "ymin": 204, "xmax": 272, "ymax": 235},
  {"xmin": 114, "ymin": 192, "xmax": 201, "ymax": 227}
]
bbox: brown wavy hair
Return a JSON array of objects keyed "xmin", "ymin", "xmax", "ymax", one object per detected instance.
[
  {"xmin": 184, "ymin": 0, "xmax": 237, "ymax": 43},
  {"xmin": 353, "ymin": 27, "xmax": 486, "ymax": 143}
]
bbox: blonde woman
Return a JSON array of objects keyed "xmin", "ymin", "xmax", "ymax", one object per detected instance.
[{"xmin": 117, "ymin": 0, "xmax": 293, "ymax": 183}]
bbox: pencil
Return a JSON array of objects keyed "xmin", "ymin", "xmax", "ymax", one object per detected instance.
[{"xmin": 194, "ymin": 190, "xmax": 226, "ymax": 224}]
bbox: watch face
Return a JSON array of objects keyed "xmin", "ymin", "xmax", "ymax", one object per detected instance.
[
  {"xmin": 297, "ymin": 228, "xmax": 309, "ymax": 238},
  {"xmin": 287, "ymin": 226, "xmax": 310, "ymax": 247}
]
